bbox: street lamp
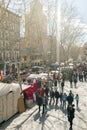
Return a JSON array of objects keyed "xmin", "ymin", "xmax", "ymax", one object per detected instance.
[
  {"xmin": 56, "ymin": 0, "xmax": 61, "ymax": 64},
  {"xmin": 56, "ymin": 0, "xmax": 61, "ymax": 91}
]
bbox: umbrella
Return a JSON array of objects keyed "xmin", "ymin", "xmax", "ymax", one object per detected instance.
[
  {"xmin": 26, "ymin": 74, "xmax": 39, "ymax": 80},
  {"xmin": 50, "ymin": 63, "xmax": 59, "ymax": 67},
  {"xmin": 39, "ymin": 73, "xmax": 48, "ymax": 77}
]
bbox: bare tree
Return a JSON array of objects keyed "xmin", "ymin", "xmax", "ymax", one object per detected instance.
[
  {"xmin": 0, "ymin": 0, "xmax": 11, "ymax": 8},
  {"xmin": 60, "ymin": 1, "xmax": 85, "ymax": 61},
  {"xmin": 46, "ymin": 0, "xmax": 85, "ymax": 63},
  {"xmin": 46, "ymin": 0, "xmax": 57, "ymax": 64},
  {"xmin": 70, "ymin": 45, "xmax": 81, "ymax": 61},
  {"xmin": 0, "ymin": 0, "xmax": 11, "ymax": 20}
]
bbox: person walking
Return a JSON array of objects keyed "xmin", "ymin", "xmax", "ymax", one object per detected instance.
[
  {"xmin": 69, "ymin": 90, "xmax": 74, "ymax": 98},
  {"xmin": 54, "ymin": 79, "xmax": 57, "ymax": 89},
  {"xmin": 61, "ymin": 79, "xmax": 64, "ymax": 93},
  {"xmin": 44, "ymin": 86, "xmax": 49, "ymax": 105},
  {"xmin": 67, "ymin": 92, "xmax": 74, "ymax": 105},
  {"xmin": 60, "ymin": 92, "xmax": 63, "ymax": 107},
  {"xmin": 45, "ymin": 86, "xmax": 49, "ymax": 97},
  {"xmin": 37, "ymin": 94, "xmax": 43, "ymax": 113},
  {"xmin": 42, "ymin": 94, "xmax": 48, "ymax": 114},
  {"xmin": 75, "ymin": 94, "xmax": 79, "ymax": 109},
  {"xmin": 62, "ymin": 93, "xmax": 67, "ymax": 110},
  {"xmin": 40, "ymin": 87, "xmax": 45, "ymax": 97},
  {"xmin": 67, "ymin": 104, "xmax": 75, "ymax": 130},
  {"xmin": 69, "ymin": 74, "xmax": 73, "ymax": 88},
  {"xmin": 49, "ymin": 88, "xmax": 55, "ymax": 105},
  {"xmin": 73, "ymin": 73, "xmax": 77, "ymax": 88},
  {"xmin": 54, "ymin": 89, "xmax": 60, "ymax": 106}
]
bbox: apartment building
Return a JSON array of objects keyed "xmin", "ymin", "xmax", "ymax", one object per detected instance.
[{"xmin": 0, "ymin": 7, "xmax": 20, "ymax": 71}]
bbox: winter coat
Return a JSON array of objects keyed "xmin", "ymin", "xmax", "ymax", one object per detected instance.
[
  {"xmin": 75, "ymin": 95, "xmax": 79, "ymax": 101},
  {"xmin": 45, "ymin": 87, "xmax": 49, "ymax": 96},
  {"xmin": 62, "ymin": 94, "xmax": 67, "ymax": 101},
  {"xmin": 55, "ymin": 91, "xmax": 60, "ymax": 99},
  {"xmin": 67, "ymin": 94, "xmax": 73, "ymax": 105},
  {"xmin": 50, "ymin": 90, "xmax": 55, "ymax": 98},
  {"xmin": 67, "ymin": 106, "xmax": 75, "ymax": 121},
  {"xmin": 61, "ymin": 81, "xmax": 64, "ymax": 87},
  {"xmin": 54, "ymin": 80, "xmax": 57, "ymax": 86},
  {"xmin": 42, "ymin": 96, "xmax": 47, "ymax": 105},
  {"xmin": 37, "ymin": 96, "xmax": 42, "ymax": 106}
]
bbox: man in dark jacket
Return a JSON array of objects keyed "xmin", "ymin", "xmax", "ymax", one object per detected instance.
[
  {"xmin": 67, "ymin": 104, "xmax": 75, "ymax": 130},
  {"xmin": 45, "ymin": 86, "xmax": 49, "ymax": 97},
  {"xmin": 67, "ymin": 93, "xmax": 74, "ymax": 105},
  {"xmin": 61, "ymin": 79, "xmax": 64, "ymax": 93},
  {"xmin": 55, "ymin": 90, "xmax": 60, "ymax": 105},
  {"xmin": 37, "ymin": 94, "xmax": 42, "ymax": 113},
  {"xmin": 49, "ymin": 89, "xmax": 55, "ymax": 105}
]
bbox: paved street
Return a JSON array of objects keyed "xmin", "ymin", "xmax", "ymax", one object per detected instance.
[{"xmin": 0, "ymin": 81, "xmax": 87, "ymax": 130}]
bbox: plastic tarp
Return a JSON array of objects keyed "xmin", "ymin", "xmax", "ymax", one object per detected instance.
[
  {"xmin": 22, "ymin": 83, "xmax": 38, "ymax": 100},
  {"xmin": 0, "ymin": 83, "xmax": 21, "ymax": 123}
]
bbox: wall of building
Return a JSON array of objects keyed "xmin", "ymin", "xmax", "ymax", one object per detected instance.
[
  {"xmin": 25, "ymin": 0, "xmax": 48, "ymax": 65},
  {"xmin": 0, "ymin": 7, "xmax": 20, "ymax": 73},
  {"xmin": 0, "ymin": 7, "xmax": 20, "ymax": 62}
]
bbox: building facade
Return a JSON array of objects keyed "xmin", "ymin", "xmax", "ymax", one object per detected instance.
[
  {"xmin": 0, "ymin": 7, "xmax": 20, "ymax": 72},
  {"xmin": 25, "ymin": 0, "xmax": 48, "ymax": 66},
  {"xmin": 20, "ymin": 37, "xmax": 30, "ymax": 69},
  {"xmin": 83, "ymin": 43, "xmax": 87, "ymax": 62}
]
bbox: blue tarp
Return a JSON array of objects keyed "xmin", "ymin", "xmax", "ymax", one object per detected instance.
[{"xmin": 50, "ymin": 63, "xmax": 59, "ymax": 67}]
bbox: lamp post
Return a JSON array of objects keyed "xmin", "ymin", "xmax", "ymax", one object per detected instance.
[
  {"xmin": 56, "ymin": 0, "xmax": 61, "ymax": 64},
  {"xmin": 56, "ymin": 0, "xmax": 61, "ymax": 91},
  {"xmin": 17, "ymin": 63, "xmax": 22, "ymax": 92},
  {"xmin": 47, "ymin": 51, "xmax": 51, "ymax": 88}
]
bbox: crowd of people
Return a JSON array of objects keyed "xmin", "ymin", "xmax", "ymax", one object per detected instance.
[
  {"xmin": 34, "ymin": 72, "xmax": 80, "ymax": 130},
  {"xmin": 19, "ymin": 66, "xmax": 86, "ymax": 129},
  {"xmin": 0, "ymin": 64, "xmax": 86, "ymax": 129},
  {"xmin": 69, "ymin": 69, "xmax": 87, "ymax": 88}
]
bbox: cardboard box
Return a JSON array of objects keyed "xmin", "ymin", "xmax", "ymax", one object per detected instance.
[{"xmin": 18, "ymin": 96, "xmax": 25, "ymax": 113}]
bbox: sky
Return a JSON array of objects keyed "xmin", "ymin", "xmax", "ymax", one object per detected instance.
[
  {"xmin": 43, "ymin": 0, "xmax": 87, "ymax": 41},
  {"xmin": 72, "ymin": 0, "xmax": 87, "ymax": 42},
  {"xmin": 73, "ymin": 0, "xmax": 87, "ymax": 24},
  {"xmin": 3, "ymin": 0, "xmax": 87, "ymax": 22},
  {"xmin": 4, "ymin": 0, "xmax": 87, "ymax": 24},
  {"xmin": 53, "ymin": 0, "xmax": 87, "ymax": 24},
  {"xmin": 3, "ymin": 0, "xmax": 87, "ymax": 41}
]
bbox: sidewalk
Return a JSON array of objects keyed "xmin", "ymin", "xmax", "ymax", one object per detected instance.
[
  {"xmin": 0, "ymin": 104, "xmax": 38, "ymax": 130},
  {"xmin": 0, "ymin": 81, "xmax": 87, "ymax": 130}
]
